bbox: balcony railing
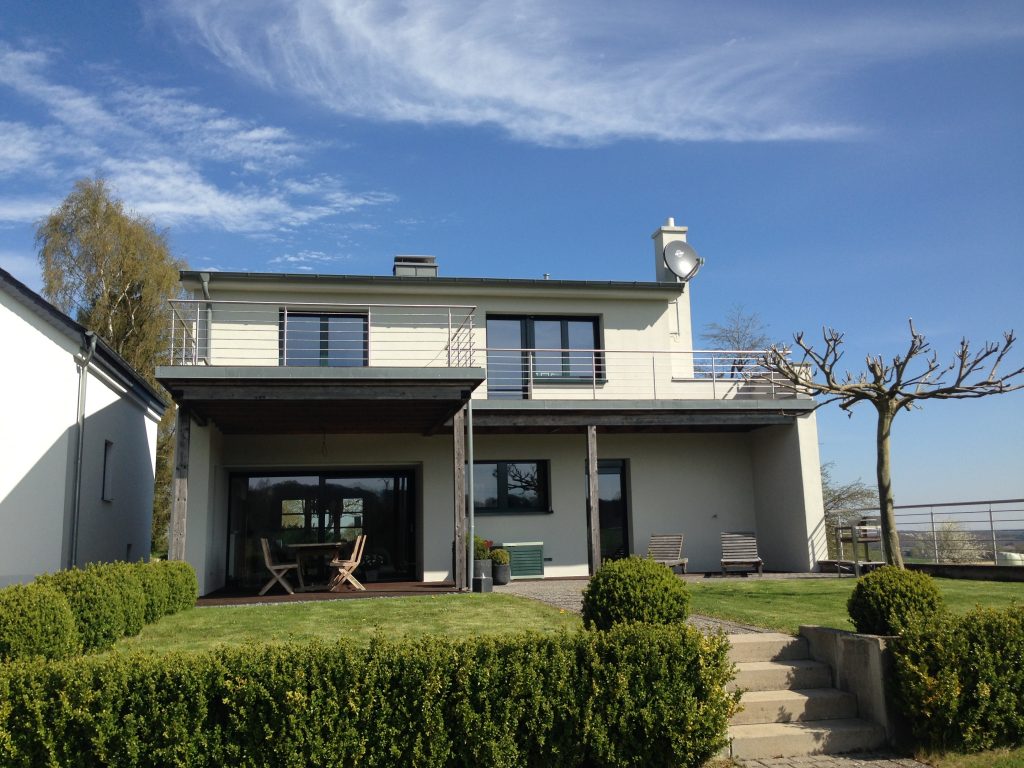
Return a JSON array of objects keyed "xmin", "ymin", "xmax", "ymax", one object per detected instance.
[
  {"xmin": 480, "ymin": 348, "xmax": 795, "ymax": 401},
  {"xmin": 167, "ymin": 299, "xmax": 477, "ymax": 368},
  {"xmin": 166, "ymin": 300, "xmax": 796, "ymax": 401}
]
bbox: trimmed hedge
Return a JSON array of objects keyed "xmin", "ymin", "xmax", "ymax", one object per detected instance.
[
  {"xmin": 846, "ymin": 565, "xmax": 943, "ymax": 636},
  {"xmin": 892, "ymin": 606, "xmax": 1024, "ymax": 753},
  {"xmin": 582, "ymin": 556, "xmax": 690, "ymax": 631},
  {"xmin": 0, "ymin": 584, "xmax": 79, "ymax": 663},
  {"xmin": 2, "ymin": 560, "xmax": 198, "ymax": 658},
  {"xmin": 0, "ymin": 624, "xmax": 738, "ymax": 767}
]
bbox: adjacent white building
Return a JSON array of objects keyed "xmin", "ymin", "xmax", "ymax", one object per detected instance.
[
  {"xmin": 0, "ymin": 267, "xmax": 166, "ymax": 586},
  {"xmin": 157, "ymin": 219, "xmax": 828, "ymax": 595}
]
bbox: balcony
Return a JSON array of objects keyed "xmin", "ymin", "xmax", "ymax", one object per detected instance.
[{"xmin": 165, "ymin": 300, "xmax": 797, "ymax": 404}]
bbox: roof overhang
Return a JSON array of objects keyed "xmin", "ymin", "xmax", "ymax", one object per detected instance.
[
  {"xmin": 463, "ymin": 398, "xmax": 817, "ymax": 434},
  {"xmin": 155, "ymin": 365, "xmax": 485, "ymax": 435}
]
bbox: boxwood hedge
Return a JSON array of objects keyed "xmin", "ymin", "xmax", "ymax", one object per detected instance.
[
  {"xmin": 0, "ymin": 583, "xmax": 79, "ymax": 663},
  {"xmin": 0, "ymin": 623, "xmax": 738, "ymax": 768}
]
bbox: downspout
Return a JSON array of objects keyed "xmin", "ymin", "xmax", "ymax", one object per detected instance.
[
  {"xmin": 199, "ymin": 272, "xmax": 212, "ymax": 363},
  {"xmin": 466, "ymin": 398, "xmax": 475, "ymax": 590},
  {"xmin": 70, "ymin": 331, "xmax": 98, "ymax": 568}
]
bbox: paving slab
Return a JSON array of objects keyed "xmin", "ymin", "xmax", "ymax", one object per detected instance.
[{"xmin": 733, "ymin": 755, "xmax": 929, "ymax": 767}]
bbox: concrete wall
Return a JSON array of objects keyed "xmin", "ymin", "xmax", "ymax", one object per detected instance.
[
  {"xmin": 0, "ymin": 294, "xmax": 162, "ymax": 586},
  {"xmin": 751, "ymin": 413, "xmax": 828, "ymax": 571}
]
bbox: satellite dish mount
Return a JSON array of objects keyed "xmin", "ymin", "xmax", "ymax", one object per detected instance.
[{"xmin": 663, "ymin": 241, "xmax": 704, "ymax": 283}]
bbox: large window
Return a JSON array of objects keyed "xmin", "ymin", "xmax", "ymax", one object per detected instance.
[
  {"xmin": 486, "ymin": 315, "xmax": 601, "ymax": 398},
  {"xmin": 280, "ymin": 312, "xmax": 367, "ymax": 367},
  {"xmin": 474, "ymin": 460, "xmax": 551, "ymax": 514}
]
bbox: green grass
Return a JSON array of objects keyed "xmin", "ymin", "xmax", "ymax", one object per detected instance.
[
  {"xmin": 114, "ymin": 593, "xmax": 582, "ymax": 654},
  {"xmin": 920, "ymin": 747, "xmax": 1024, "ymax": 767},
  {"xmin": 687, "ymin": 576, "xmax": 1024, "ymax": 634}
]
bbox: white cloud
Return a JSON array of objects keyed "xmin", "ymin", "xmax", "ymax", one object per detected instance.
[
  {"xmin": 0, "ymin": 251, "xmax": 42, "ymax": 290},
  {"xmin": 0, "ymin": 42, "xmax": 393, "ymax": 230},
  {"xmin": 160, "ymin": 0, "xmax": 1024, "ymax": 145}
]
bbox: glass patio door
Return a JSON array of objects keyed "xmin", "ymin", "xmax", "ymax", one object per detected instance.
[{"xmin": 598, "ymin": 460, "xmax": 630, "ymax": 561}]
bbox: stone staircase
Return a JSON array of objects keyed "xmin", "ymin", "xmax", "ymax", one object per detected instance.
[{"xmin": 725, "ymin": 633, "xmax": 887, "ymax": 759}]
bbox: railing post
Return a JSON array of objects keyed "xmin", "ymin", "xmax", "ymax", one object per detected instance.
[
  {"xmin": 447, "ymin": 308, "xmax": 453, "ymax": 367},
  {"xmin": 193, "ymin": 302, "xmax": 199, "ymax": 365},
  {"xmin": 711, "ymin": 354, "xmax": 717, "ymax": 399},
  {"xmin": 989, "ymin": 503, "xmax": 998, "ymax": 565},
  {"xmin": 592, "ymin": 353, "xmax": 597, "ymax": 399},
  {"xmin": 930, "ymin": 506, "xmax": 939, "ymax": 563},
  {"xmin": 527, "ymin": 351, "xmax": 534, "ymax": 400},
  {"xmin": 651, "ymin": 354, "xmax": 657, "ymax": 399},
  {"xmin": 366, "ymin": 307, "xmax": 372, "ymax": 365},
  {"xmin": 168, "ymin": 306, "xmax": 174, "ymax": 364}
]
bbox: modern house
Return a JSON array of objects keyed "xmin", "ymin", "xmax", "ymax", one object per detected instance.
[
  {"xmin": 157, "ymin": 220, "xmax": 827, "ymax": 596},
  {"xmin": 0, "ymin": 267, "xmax": 166, "ymax": 587}
]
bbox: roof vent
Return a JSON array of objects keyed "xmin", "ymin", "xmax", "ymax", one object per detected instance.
[{"xmin": 393, "ymin": 255, "xmax": 438, "ymax": 277}]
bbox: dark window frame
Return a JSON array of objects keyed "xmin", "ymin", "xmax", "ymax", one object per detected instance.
[
  {"xmin": 486, "ymin": 314, "xmax": 604, "ymax": 391},
  {"xmin": 278, "ymin": 310, "xmax": 368, "ymax": 367},
  {"xmin": 473, "ymin": 459, "xmax": 552, "ymax": 515}
]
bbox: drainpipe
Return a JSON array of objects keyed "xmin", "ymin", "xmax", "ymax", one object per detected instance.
[
  {"xmin": 69, "ymin": 331, "xmax": 98, "ymax": 568},
  {"xmin": 199, "ymin": 272, "xmax": 212, "ymax": 363},
  {"xmin": 466, "ymin": 398, "xmax": 475, "ymax": 590}
]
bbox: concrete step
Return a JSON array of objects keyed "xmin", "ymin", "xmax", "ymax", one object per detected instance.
[
  {"xmin": 726, "ymin": 719, "xmax": 887, "ymax": 759},
  {"xmin": 727, "ymin": 633, "xmax": 809, "ymax": 663},
  {"xmin": 729, "ymin": 660, "xmax": 832, "ymax": 692},
  {"xmin": 731, "ymin": 688, "xmax": 859, "ymax": 725}
]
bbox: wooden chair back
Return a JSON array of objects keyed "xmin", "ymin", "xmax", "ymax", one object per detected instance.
[
  {"xmin": 260, "ymin": 537, "xmax": 276, "ymax": 568},
  {"xmin": 647, "ymin": 534, "xmax": 685, "ymax": 562},
  {"xmin": 721, "ymin": 532, "xmax": 761, "ymax": 560}
]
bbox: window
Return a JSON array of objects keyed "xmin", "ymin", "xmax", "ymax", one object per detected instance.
[
  {"xmin": 280, "ymin": 312, "xmax": 367, "ymax": 367},
  {"xmin": 474, "ymin": 460, "xmax": 550, "ymax": 513},
  {"xmin": 486, "ymin": 315, "xmax": 602, "ymax": 398},
  {"xmin": 101, "ymin": 440, "xmax": 114, "ymax": 501}
]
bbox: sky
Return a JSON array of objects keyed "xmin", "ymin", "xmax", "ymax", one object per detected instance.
[{"xmin": 1, "ymin": 1, "xmax": 1022, "ymax": 506}]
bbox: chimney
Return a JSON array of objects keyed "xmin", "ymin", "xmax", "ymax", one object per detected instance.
[
  {"xmin": 393, "ymin": 255, "xmax": 438, "ymax": 277},
  {"xmin": 651, "ymin": 217, "xmax": 689, "ymax": 282}
]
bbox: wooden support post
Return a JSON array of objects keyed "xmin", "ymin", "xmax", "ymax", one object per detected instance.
[
  {"xmin": 586, "ymin": 425, "xmax": 601, "ymax": 576},
  {"xmin": 169, "ymin": 407, "xmax": 191, "ymax": 562},
  {"xmin": 453, "ymin": 406, "xmax": 467, "ymax": 589}
]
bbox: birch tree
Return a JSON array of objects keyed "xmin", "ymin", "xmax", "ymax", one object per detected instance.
[{"xmin": 762, "ymin": 321, "xmax": 1023, "ymax": 568}]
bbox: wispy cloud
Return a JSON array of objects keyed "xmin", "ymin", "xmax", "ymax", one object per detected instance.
[
  {"xmin": 159, "ymin": 0, "xmax": 1024, "ymax": 145},
  {"xmin": 269, "ymin": 249, "xmax": 350, "ymax": 271},
  {"xmin": 0, "ymin": 42, "xmax": 393, "ymax": 230},
  {"xmin": 0, "ymin": 250, "xmax": 42, "ymax": 290}
]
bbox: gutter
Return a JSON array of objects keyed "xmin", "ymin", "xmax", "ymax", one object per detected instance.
[{"xmin": 69, "ymin": 331, "xmax": 98, "ymax": 568}]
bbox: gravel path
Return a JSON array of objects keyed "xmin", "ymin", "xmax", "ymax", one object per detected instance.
[{"xmin": 494, "ymin": 577, "xmax": 765, "ymax": 634}]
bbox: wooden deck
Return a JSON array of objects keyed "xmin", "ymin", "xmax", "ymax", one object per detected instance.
[{"xmin": 198, "ymin": 581, "xmax": 459, "ymax": 607}]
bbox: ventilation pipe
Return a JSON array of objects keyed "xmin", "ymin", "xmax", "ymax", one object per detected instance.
[{"xmin": 69, "ymin": 331, "xmax": 98, "ymax": 568}]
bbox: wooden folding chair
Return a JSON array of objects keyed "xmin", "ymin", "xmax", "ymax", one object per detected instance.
[
  {"xmin": 647, "ymin": 533, "xmax": 688, "ymax": 573},
  {"xmin": 260, "ymin": 537, "xmax": 304, "ymax": 595},
  {"xmin": 720, "ymin": 531, "xmax": 764, "ymax": 575},
  {"xmin": 329, "ymin": 534, "xmax": 367, "ymax": 592}
]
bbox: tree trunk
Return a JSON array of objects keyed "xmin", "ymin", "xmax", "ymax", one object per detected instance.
[{"xmin": 875, "ymin": 406, "xmax": 904, "ymax": 568}]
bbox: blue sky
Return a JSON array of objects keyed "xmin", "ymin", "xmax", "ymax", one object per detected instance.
[{"xmin": 1, "ymin": 1, "xmax": 1022, "ymax": 505}]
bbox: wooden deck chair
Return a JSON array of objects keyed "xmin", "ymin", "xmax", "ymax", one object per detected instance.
[
  {"xmin": 720, "ymin": 531, "xmax": 764, "ymax": 575},
  {"xmin": 647, "ymin": 533, "xmax": 688, "ymax": 573},
  {"xmin": 260, "ymin": 538, "xmax": 304, "ymax": 595},
  {"xmin": 329, "ymin": 534, "xmax": 367, "ymax": 592}
]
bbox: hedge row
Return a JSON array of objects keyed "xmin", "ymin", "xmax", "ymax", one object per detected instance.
[
  {"xmin": 0, "ymin": 560, "xmax": 197, "ymax": 661},
  {"xmin": 0, "ymin": 624, "xmax": 738, "ymax": 768},
  {"xmin": 892, "ymin": 605, "xmax": 1024, "ymax": 753}
]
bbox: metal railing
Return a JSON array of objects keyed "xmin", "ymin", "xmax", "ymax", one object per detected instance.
[
  {"xmin": 845, "ymin": 499, "xmax": 1024, "ymax": 566},
  {"xmin": 480, "ymin": 348, "xmax": 796, "ymax": 401},
  {"xmin": 167, "ymin": 299, "xmax": 476, "ymax": 368}
]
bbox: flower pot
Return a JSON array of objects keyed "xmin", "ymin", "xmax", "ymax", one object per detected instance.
[
  {"xmin": 492, "ymin": 563, "xmax": 511, "ymax": 585},
  {"xmin": 473, "ymin": 558, "xmax": 492, "ymax": 578}
]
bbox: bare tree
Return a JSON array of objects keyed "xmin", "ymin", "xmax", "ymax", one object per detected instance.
[
  {"xmin": 820, "ymin": 462, "xmax": 877, "ymax": 558},
  {"xmin": 763, "ymin": 321, "xmax": 1024, "ymax": 568},
  {"xmin": 702, "ymin": 305, "xmax": 772, "ymax": 376}
]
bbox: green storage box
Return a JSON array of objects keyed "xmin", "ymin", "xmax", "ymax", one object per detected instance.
[{"xmin": 503, "ymin": 542, "xmax": 544, "ymax": 579}]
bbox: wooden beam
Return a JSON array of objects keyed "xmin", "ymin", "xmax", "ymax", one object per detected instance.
[
  {"xmin": 586, "ymin": 425, "xmax": 601, "ymax": 576},
  {"xmin": 452, "ymin": 407, "xmax": 467, "ymax": 590},
  {"xmin": 169, "ymin": 407, "xmax": 191, "ymax": 562}
]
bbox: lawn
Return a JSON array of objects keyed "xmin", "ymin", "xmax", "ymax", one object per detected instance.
[
  {"xmin": 687, "ymin": 576, "xmax": 1024, "ymax": 634},
  {"xmin": 114, "ymin": 593, "xmax": 582, "ymax": 654},
  {"xmin": 920, "ymin": 747, "xmax": 1024, "ymax": 768}
]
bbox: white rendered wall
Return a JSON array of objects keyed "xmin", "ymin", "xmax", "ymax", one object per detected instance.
[
  {"xmin": 184, "ymin": 419, "xmax": 226, "ymax": 596},
  {"xmin": 0, "ymin": 299, "xmax": 78, "ymax": 585}
]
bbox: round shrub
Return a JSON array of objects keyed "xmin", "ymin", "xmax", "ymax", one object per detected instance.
[
  {"xmin": 156, "ymin": 561, "xmax": 198, "ymax": 614},
  {"xmin": 100, "ymin": 563, "xmax": 146, "ymax": 636},
  {"xmin": 847, "ymin": 565, "xmax": 944, "ymax": 636},
  {"xmin": 36, "ymin": 567, "xmax": 126, "ymax": 652},
  {"xmin": 134, "ymin": 561, "xmax": 171, "ymax": 623},
  {"xmin": 0, "ymin": 582, "xmax": 80, "ymax": 662},
  {"xmin": 489, "ymin": 548, "xmax": 510, "ymax": 566},
  {"xmin": 581, "ymin": 556, "xmax": 690, "ymax": 631}
]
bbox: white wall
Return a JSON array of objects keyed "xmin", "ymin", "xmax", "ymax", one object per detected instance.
[
  {"xmin": 184, "ymin": 418, "xmax": 226, "ymax": 596},
  {"xmin": 0, "ymin": 299, "xmax": 78, "ymax": 584}
]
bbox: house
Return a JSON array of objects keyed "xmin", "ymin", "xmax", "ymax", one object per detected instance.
[
  {"xmin": 0, "ymin": 267, "xmax": 167, "ymax": 586},
  {"xmin": 156, "ymin": 219, "xmax": 827, "ymax": 596}
]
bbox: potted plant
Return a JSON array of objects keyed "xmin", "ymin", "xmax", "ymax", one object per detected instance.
[
  {"xmin": 473, "ymin": 536, "xmax": 492, "ymax": 578},
  {"xmin": 362, "ymin": 552, "xmax": 384, "ymax": 583},
  {"xmin": 490, "ymin": 547, "xmax": 511, "ymax": 585}
]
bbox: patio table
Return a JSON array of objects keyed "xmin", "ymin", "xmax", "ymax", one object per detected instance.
[{"xmin": 288, "ymin": 541, "xmax": 347, "ymax": 591}]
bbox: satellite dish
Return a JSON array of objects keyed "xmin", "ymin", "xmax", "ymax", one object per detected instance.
[{"xmin": 663, "ymin": 241, "xmax": 704, "ymax": 282}]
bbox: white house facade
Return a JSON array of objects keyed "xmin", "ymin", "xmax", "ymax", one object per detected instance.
[
  {"xmin": 0, "ymin": 268, "xmax": 167, "ymax": 586},
  {"xmin": 157, "ymin": 220, "xmax": 828, "ymax": 596}
]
